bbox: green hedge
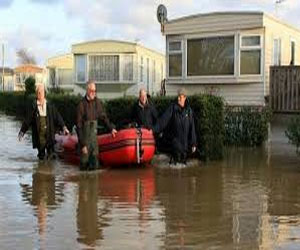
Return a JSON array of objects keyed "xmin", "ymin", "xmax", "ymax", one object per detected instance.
[
  {"xmin": 0, "ymin": 92, "xmax": 225, "ymax": 160},
  {"xmin": 0, "ymin": 91, "xmax": 28, "ymax": 117},
  {"xmin": 0, "ymin": 92, "xmax": 271, "ymax": 160},
  {"xmin": 224, "ymin": 106, "xmax": 271, "ymax": 146}
]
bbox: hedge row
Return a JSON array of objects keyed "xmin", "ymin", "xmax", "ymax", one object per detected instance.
[
  {"xmin": 0, "ymin": 92, "xmax": 271, "ymax": 160},
  {"xmin": 224, "ymin": 106, "xmax": 271, "ymax": 146}
]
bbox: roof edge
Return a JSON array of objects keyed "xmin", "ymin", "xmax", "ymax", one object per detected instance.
[
  {"xmin": 166, "ymin": 11, "xmax": 264, "ymax": 24},
  {"xmin": 72, "ymin": 39, "xmax": 165, "ymax": 57}
]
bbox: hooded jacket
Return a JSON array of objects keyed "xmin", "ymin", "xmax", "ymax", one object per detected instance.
[{"xmin": 154, "ymin": 99, "xmax": 197, "ymax": 153}]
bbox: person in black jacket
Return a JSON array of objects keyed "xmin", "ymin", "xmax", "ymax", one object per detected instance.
[
  {"xmin": 154, "ymin": 88, "xmax": 197, "ymax": 164},
  {"xmin": 18, "ymin": 84, "xmax": 69, "ymax": 160},
  {"xmin": 131, "ymin": 88, "xmax": 158, "ymax": 130}
]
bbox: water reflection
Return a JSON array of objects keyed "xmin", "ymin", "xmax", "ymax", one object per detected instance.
[
  {"xmin": 97, "ymin": 168, "xmax": 164, "ymax": 249},
  {"xmin": 64, "ymin": 168, "xmax": 162, "ymax": 249},
  {"xmin": 1, "ymin": 113, "xmax": 300, "ymax": 249},
  {"xmin": 77, "ymin": 173, "xmax": 104, "ymax": 247},
  {"xmin": 20, "ymin": 161, "xmax": 65, "ymax": 247},
  {"xmin": 155, "ymin": 144, "xmax": 300, "ymax": 249},
  {"xmin": 98, "ymin": 168, "xmax": 155, "ymax": 210},
  {"xmin": 155, "ymin": 165, "xmax": 231, "ymax": 249}
]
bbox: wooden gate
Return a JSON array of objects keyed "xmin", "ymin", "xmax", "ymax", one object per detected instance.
[{"xmin": 270, "ymin": 66, "xmax": 300, "ymax": 113}]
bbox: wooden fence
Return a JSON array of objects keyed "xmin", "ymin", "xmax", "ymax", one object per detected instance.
[{"xmin": 270, "ymin": 66, "xmax": 300, "ymax": 113}]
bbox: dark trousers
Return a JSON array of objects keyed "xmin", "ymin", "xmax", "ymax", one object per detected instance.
[
  {"xmin": 80, "ymin": 145, "xmax": 99, "ymax": 171},
  {"xmin": 170, "ymin": 139, "xmax": 187, "ymax": 164},
  {"xmin": 37, "ymin": 144, "xmax": 54, "ymax": 160}
]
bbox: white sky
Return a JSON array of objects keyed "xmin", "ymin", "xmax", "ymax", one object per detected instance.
[{"xmin": 0, "ymin": 0, "xmax": 299, "ymax": 67}]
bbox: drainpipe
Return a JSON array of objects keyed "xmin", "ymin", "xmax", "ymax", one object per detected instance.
[{"xmin": 2, "ymin": 44, "xmax": 4, "ymax": 91}]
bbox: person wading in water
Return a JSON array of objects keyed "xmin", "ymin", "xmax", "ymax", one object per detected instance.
[
  {"xmin": 76, "ymin": 80, "xmax": 117, "ymax": 170},
  {"xmin": 18, "ymin": 84, "xmax": 69, "ymax": 160}
]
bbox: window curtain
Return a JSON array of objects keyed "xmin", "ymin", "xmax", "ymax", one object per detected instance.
[
  {"xmin": 123, "ymin": 55, "xmax": 133, "ymax": 81},
  {"xmin": 89, "ymin": 55, "xmax": 119, "ymax": 81},
  {"xmin": 75, "ymin": 55, "xmax": 86, "ymax": 82}
]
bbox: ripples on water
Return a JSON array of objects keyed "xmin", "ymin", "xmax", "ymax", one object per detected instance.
[{"xmin": 0, "ymin": 114, "xmax": 299, "ymax": 249}]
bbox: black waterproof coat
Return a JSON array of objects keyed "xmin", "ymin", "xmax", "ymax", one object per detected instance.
[
  {"xmin": 131, "ymin": 100, "xmax": 158, "ymax": 129},
  {"xmin": 154, "ymin": 101, "xmax": 197, "ymax": 154},
  {"xmin": 19, "ymin": 100, "xmax": 66, "ymax": 149}
]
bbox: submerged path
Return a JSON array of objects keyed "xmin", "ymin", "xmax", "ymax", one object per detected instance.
[{"xmin": 0, "ymin": 113, "xmax": 299, "ymax": 249}]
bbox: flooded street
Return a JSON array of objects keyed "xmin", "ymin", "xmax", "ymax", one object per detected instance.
[{"xmin": 0, "ymin": 113, "xmax": 299, "ymax": 249}]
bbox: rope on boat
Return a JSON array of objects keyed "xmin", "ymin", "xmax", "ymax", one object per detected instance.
[{"xmin": 136, "ymin": 128, "xmax": 144, "ymax": 164}]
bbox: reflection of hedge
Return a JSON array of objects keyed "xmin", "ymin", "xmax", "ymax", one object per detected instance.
[
  {"xmin": 285, "ymin": 115, "xmax": 300, "ymax": 154},
  {"xmin": 0, "ymin": 92, "xmax": 271, "ymax": 160},
  {"xmin": 224, "ymin": 106, "xmax": 271, "ymax": 146}
]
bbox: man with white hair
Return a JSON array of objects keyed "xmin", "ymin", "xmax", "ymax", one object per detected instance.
[
  {"xmin": 131, "ymin": 88, "xmax": 158, "ymax": 130},
  {"xmin": 18, "ymin": 83, "xmax": 69, "ymax": 160},
  {"xmin": 76, "ymin": 80, "xmax": 117, "ymax": 170}
]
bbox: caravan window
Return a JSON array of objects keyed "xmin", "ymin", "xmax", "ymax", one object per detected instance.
[
  {"xmin": 290, "ymin": 40, "xmax": 295, "ymax": 65},
  {"xmin": 272, "ymin": 38, "xmax": 281, "ymax": 66},
  {"xmin": 240, "ymin": 35, "xmax": 262, "ymax": 75},
  {"xmin": 123, "ymin": 55, "xmax": 133, "ymax": 81},
  {"xmin": 187, "ymin": 36, "xmax": 234, "ymax": 76},
  {"xmin": 89, "ymin": 55, "xmax": 119, "ymax": 82},
  {"xmin": 75, "ymin": 54, "xmax": 86, "ymax": 83},
  {"xmin": 168, "ymin": 41, "xmax": 182, "ymax": 77}
]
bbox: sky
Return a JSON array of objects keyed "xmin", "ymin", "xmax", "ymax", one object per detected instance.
[{"xmin": 0, "ymin": 0, "xmax": 300, "ymax": 68}]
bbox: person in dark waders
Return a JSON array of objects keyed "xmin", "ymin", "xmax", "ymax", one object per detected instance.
[
  {"xmin": 153, "ymin": 88, "xmax": 197, "ymax": 165},
  {"xmin": 18, "ymin": 84, "xmax": 69, "ymax": 160},
  {"xmin": 76, "ymin": 80, "xmax": 117, "ymax": 171}
]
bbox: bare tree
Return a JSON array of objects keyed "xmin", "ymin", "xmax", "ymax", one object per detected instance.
[{"xmin": 16, "ymin": 48, "xmax": 37, "ymax": 65}]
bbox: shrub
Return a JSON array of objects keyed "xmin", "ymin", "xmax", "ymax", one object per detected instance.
[
  {"xmin": 285, "ymin": 116, "xmax": 300, "ymax": 154},
  {"xmin": 224, "ymin": 106, "xmax": 271, "ymax": 146},
  {"xmin": 24, "ymin": 76, "xmax": 36, "ymax": 96}
]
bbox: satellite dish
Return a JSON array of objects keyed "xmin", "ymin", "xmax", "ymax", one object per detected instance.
[{"xmin": 157, "ymin": 4, "xmax": 168, "ymax": 24}]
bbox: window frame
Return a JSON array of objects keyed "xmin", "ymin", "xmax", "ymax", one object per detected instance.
[
  {"xmin": 140, "ymin": 56, "xmax": 144, "ymax": 82},
  {"xmin": 168, "ymin": 40, "xmax": 183, "ymax": 78},
  {"xmin": 88, "ymin": 54, "xmax": 120, "ymax": 83},
  {"xmin": 74, "ymin": 54, "xmax": 87, "ymax": 83},
  {"xmin": 239, "ymin": 34, "xmax": 263, "ymax": 76},
  {"xmin": 290, "ymin": 39, "xmax": 296, "ymax": 65},
  {"xmin": 186, "ymin": 35, "xmax": 236, "ymax": 77},
  {"xmin": 122, "ymin": 54, "xmax": 134, "ymax": 82},
  {"xmin": 272, "ymin": 38, "xmax": 281, "ymax": 66}
]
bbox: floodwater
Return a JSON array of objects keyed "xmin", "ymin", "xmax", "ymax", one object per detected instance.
[{"xmin": 0, "ymin": 113, "xmax": 299, "ymax": 250}]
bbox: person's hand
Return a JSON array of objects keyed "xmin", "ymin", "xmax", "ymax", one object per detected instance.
[
  {"xmin": 111, "ymin": 129, "xmax": 117, "ymax": 138},
  {"xmin": 82, "ymin": 146, "xmax": 88, "ymax": 155},
  {"xmin": 192, "ymin": 146, "xmax": 196, "ymax": 153},
  {"xmin": 18, "ymin": 131, "xmax": 24, "ymax": 141},
  {"xmin": 63, "ymin": 126, "xmax": 70, "ymax": 135}
]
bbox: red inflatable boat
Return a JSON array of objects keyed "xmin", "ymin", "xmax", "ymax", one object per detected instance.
[{"xmin": 55, "ymin": 128, "xmax": 156, "ymax": 166}]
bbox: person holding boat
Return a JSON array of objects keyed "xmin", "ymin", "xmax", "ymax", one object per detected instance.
[
  {"xmin": 18, "ymin": 84, "xmax": 69, "ymax": 160},
  {"xmin": 131, "ymin": 88, "xmax": 158, "ymax": 130},
  {"xmin": 76, "ymin": 80, "xmax": 117, "ymax": 170},
  {"xmin": 153, "ymin": 88, "xmax": 197, "ymax": 164}
]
